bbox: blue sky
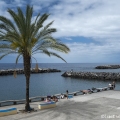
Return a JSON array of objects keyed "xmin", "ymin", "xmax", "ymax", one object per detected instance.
[{"xmin": 0, "ymin": 0, "xmax": 120, "ymax": 63}]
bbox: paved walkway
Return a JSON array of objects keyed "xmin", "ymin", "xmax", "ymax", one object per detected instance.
[{"xmin": 1, "ymin": 90, "xmax": 120, "ymax": 120}]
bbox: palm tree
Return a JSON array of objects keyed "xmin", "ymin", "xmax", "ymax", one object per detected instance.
[{"xmin": 0, "ymin": 5, "xmax": 70, "ymax": 111}]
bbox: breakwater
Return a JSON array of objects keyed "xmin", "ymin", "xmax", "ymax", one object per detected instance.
[
  {"xmin": 62, "ymin": 71, "xmax": 120, "ymax": 80},
  {"xmin": 95, "ymin": 65, "xmax": 120, "ymax": 69},
  {"xmin": 0, "ymin": 68, "xmax": 61, "ymax": 76}
]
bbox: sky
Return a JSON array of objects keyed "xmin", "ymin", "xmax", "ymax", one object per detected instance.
[{"xmin": 0, "ymin": 0, "xmax": 120, "ymax": 63}]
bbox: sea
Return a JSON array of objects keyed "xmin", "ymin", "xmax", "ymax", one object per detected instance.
[{"xmin": 0, "ymin": 63, "xmax": 120, "ymax": 101}]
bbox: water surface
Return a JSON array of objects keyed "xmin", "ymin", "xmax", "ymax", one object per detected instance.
[{"xmin": 0, "ymin": 63, "xmax": 120, "ymax": 101}]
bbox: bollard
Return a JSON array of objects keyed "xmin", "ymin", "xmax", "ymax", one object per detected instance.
[
  {"xmin": 13, "ymin": 101, "xmax": 16, "ymax": 105},
  {"xmin": 41, "ymin": 97, "xmax": 44, "ymax": 101},
  {"xmin": 74, "ymin": 93, "xmax": 77, "ymax": 96}
]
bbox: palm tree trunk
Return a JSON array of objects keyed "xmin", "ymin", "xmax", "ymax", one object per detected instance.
[{"xmin": 23, "ymin": 51, "xmax": 31, "ymax": 111}]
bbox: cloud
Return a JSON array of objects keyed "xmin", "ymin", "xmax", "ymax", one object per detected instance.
[
  {"xmin": 47, "ymin": 0, "xmax": 120, "ymax": 40},
  {"xmin": 0, "ymin": 0, "xmax": 120, "ymax": 63},
  {"xmin": 62, "ymin": 40, "xmax": 120, "ymax": 63},
  {"xmin": 33, "ymin": 38, "xmax": 120, "ymax": 63},
  {"xmin": 0, "ymin": 0, "xmax": 27, "ymax": 19},
  {"xmin": 1, "ymin": 0, "xmax": 120, "ymax": 39},
  {"xmin": 2, "ymin": 0, "xmax": 120, "ymax": 40},
  {"xmin": 0, "ymin": 1, "xmax": 9, "ymax": 16}
]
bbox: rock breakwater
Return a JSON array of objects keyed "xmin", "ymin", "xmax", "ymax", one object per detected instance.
[
  {"xmin": 95, "ymin": 65, "xmax": 120, "ymax": 69},
  {"xmin": 0, "ymin": 68, "xmax": 61, "ymax": 76},
  {"xmin": 62, "ymin": 71, "xmax": 120, "ymax": 80}
]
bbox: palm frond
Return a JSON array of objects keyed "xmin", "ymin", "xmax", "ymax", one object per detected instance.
[
  {"xmin": 44, "ymin": 21, "xmax": 54, "ymax": 30},
  {"xmin": 0, "ymin": 16, "xmax": 16, "ymax": 31},
  {"xmin": 26, "ymin": 5, "xmax": 33, "ymax": 28},
  {"xmin": 32, "ymin": 40, "xmax": 70, "ymax": 54},
  {"xmin": 49, "ymin": 52, "xmax": 67, "ymax": 63},
  {"xmin": 15, "ymin": 54, "xmax": 22, "ymax": 64},
  {"xmin": 17, "ymin": 7, "xmax": 26, "ymax": 37},
  {"xmin": 34, "ymin": 13, "xmax": 40, "ymax": 25},
  {"xmin": 0, "ymin": 23, "xmax": 10, "ymax": 32},
  {"xmin": 32, "ymin": 13, "xmax": 49, "ymax": 37},
  {"xmin": 8, "ymin": 8, "xmax": 24, "ymax": 36},
  {"xmin": 37, "ymin": 13, "xmax": 49, "ymax": 26},
  {"xmin": 33, "ymin": 50, "xmax": 67, "ymax": 63},
  {"xmin": 25, "ymin": 5, "xmax": 33, "ymax": 42},
  {"xmin": 36, "ymin": 28, "xmax": 56, "ymax": 40},
  {"xmin": 32, "ymin": 38, "xmax": 56, "ymax": 53},
  {"xmin": 0, "ymin": 30, "xmax": 6, "ymax": 35},
  {"xmin": 50, "ymin": 42, "xmax": 70, "ymax": 53},
  {"xmin": 42, "ymin": 49, "xmax": 50, "ymax": 56}
]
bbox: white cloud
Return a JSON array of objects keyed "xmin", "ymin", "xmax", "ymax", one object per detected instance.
[
  {"xmin": 13, "ymin": 0, "xmax": 26, "ymax": 6},
  {"xmin": 1, "ymin": 0, "xmax": 120, "ymax": 63},
  {"xmin": 0, "ymin": 1, "xmax": 8, "ymax": 16},
  {"xmin": 33, "ymin": 38, "xmax": 120, "ymax": 63},
  {"xmin": 47, "ymin": 0, "xmax": 120, "ymax": 39},
  {"xmin": 0, "ymin": 0, "xmax": 27, "ymax": 18},
  {"xmin": 3, "ymin": 0, "xmax": 120, "ymax": 39},
  {"xmin": 62, "ymin": 40, "xmax": 120, "ymax": 63},
  {"xmin": 1, "ymin": 0, "xmax": 120, "ymax": 39}
]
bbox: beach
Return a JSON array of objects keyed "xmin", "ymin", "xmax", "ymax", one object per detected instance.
[{"xmin": 0, "ymin": 90, "xmax": 120, "ymax": 120}]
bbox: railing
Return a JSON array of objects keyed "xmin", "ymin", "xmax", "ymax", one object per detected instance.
[
  {"xmin": 0, "ymin": 91, "xmax": 82, "ymax": 107},
  {"xmin": 0, "ymin": 87, "xmax": 110, "ymax": 107}
]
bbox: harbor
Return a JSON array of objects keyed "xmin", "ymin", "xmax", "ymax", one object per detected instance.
[
  {"xmin": 1, "ymin": 63, "xmax": 120, "ymax": 102},
  {"xmin": 0, "ymin": 0, "xmax": 120, "ymax": 119}
]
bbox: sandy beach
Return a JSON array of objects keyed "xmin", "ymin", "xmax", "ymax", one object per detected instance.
[{"xmin": 0, "ymin": 90, "xmax": 120, "ymax": 120}]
